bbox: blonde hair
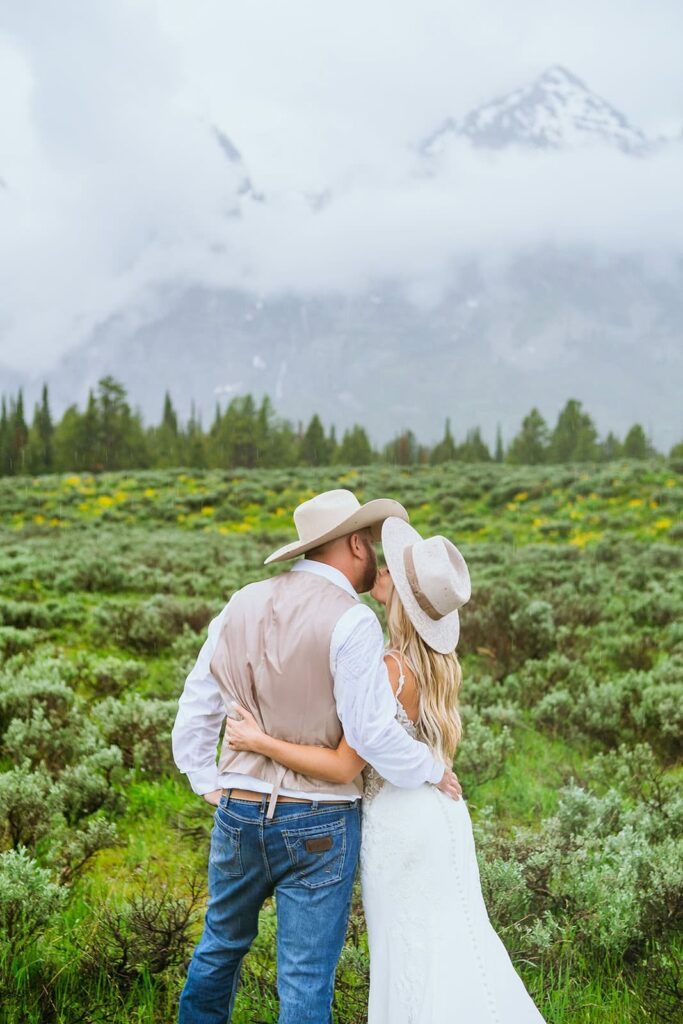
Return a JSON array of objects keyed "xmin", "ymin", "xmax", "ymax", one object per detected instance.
[{"xmin": 385, "ymin": 582, "xmax": 462, "ymax": 763}]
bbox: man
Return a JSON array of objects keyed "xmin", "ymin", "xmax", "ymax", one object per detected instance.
[{"xmin": 172, "ymin": 488, "xmax": 462, "ymax": 1023}]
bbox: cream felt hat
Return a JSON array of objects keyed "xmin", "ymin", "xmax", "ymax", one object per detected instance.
[
  {"xmin": 382, "ymin": 516, "xmax": 471, "ymax": 654},
  {"xmin": 264, "ymin": 489, "xmax": 409, "ymax": 565}
]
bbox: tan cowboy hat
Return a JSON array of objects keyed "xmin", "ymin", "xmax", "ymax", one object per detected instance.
[
  {"xmin": 264, "ymin": 489, "xmax": 409, "ymax": 565},
  {"xmin": 381, "ymin": 516, "xmax": 471, "ymax": 654}
]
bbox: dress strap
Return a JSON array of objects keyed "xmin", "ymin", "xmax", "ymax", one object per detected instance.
[{"xmin": 385, "ymin": 649, "xmax": 406, "ymax": 697}]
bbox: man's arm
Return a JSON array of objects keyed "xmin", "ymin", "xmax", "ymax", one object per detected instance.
[
  {"xmin": 332, "ymin": 605, "xmax": 459, "ymax": 794},
  {"xmin": 171, "ymin": 601, "xmax": 231, "ymax": 801}
]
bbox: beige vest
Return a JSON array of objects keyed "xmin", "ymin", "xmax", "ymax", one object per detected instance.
[{"xmin": 210, "ymin": 569, "xmax": 363, "ymax": 816}]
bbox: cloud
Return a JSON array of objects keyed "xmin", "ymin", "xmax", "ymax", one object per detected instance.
[{"xmin": 0, "ymin": 0, "xmax": 682, "ymax": 372}]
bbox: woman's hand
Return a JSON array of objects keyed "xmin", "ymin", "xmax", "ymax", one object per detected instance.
[{"xmin": 225, "ymin": 705, "xmax": 267, "ymax": 754}]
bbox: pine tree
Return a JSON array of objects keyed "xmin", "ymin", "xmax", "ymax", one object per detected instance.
[
  {"xmin": 507, "ymin": 408, "xmax": 549, "ymax": 465},
  {"xmin": 600, "ymin": 431, "xmax": 623, "ymax": 461},
  {"xmin": 27, "ymin": 384, "xmax": 54, "ymax": 474},
  {"xmin": 383, "ymin": 430, "xmax": 418, "ymax": 465},
  {"xmin": 622, "ymin": 424, "xmax": 649, "ymax": 460},
  {"xmin": 8, "ymin": 390, "xmax": 29, "ymax": 474},
  {"xmin": 494, "ymin": 423, "xmax": 504, "ymax": 463},
  {"xmin": 327, "ymin": 425, "xmax": 339, "ymax": 464},
  {"xmin": 338, "ymin": 425, "xmax": 373, "ymax": 465},
  {"xmin": 300, "ymin": 414, "xmax": 329, "ymax": 466},
  {"xmin": 150, "ymin": 390, "xmax": 182, "ymax": 467},
  {"xmin": 0, "ymin": 397, "xmax": 9, "ymax": 475},
  {"xmin": 254, "ymin": 396, "xmax": 274, "ymax": 466},
  {"xmin": 430, "ymin": 419, "xmax": 457, "ymax": 464},
  {"xmin": 162, "ymin": 391, "xmax": 179, "ymax": 435},
  {"xmin": 549, "ymin": 399, "xmax": 598, "ymax": 463},
  {"xmin": 458, "ymin": 427, "xmax": 491, "ymax": 463},
  {"xmin": 81, "ymin": 390, "xmax": 99, "ymax": 469},
  {"xmin": 184, "ymin": 401, "xmax": 206, "ymax": 467}
]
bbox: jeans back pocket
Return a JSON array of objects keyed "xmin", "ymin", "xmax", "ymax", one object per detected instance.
[
  {"xmin": 282, "ymin": 817, "xmax": 347, "ymax": 889},
  {"xmin": 210, "ymin": 809, "xmax": 244, "ymax": 878}
]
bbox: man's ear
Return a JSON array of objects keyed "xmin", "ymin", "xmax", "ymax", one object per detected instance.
[{"xmin": 348, "ymin": 531, "xmax": 365, "ymax": 559}]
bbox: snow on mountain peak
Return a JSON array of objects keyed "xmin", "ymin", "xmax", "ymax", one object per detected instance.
[{"xmin": 424, "ymin": 65, "xmax": 650, "ymax": 156}]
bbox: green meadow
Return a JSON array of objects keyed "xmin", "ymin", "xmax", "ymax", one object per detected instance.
[{"xmin": 0, "ymin": 459, "xmax": 681, "ymax": 1023}]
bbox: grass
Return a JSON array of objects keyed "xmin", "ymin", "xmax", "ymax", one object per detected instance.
[{"xmin": 0, "ymin": 459, "xmax": 681, "ymax": 1022}]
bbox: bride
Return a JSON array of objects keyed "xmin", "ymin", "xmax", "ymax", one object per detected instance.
[{"xmin": 225, "ymin": 516, "xmax": 547, "ymax": 1023}]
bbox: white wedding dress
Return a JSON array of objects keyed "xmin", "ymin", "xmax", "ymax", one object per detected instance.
[{"xmin": 360, "ymin": 653, "xmax": 546, "ymax": 1024}]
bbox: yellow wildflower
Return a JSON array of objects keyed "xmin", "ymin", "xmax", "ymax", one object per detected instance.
[
  {"xmin": 569, "ymin": 529, "xmax": 601, "ymax": 547},
  {"xmin": 655, "ymin": 518, "xmax": 672, "ymax": 530}
]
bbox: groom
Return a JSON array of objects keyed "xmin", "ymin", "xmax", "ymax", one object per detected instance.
[{"xmin": 172, "ymin": 488, "xmax": 462, "ymax": 1023}]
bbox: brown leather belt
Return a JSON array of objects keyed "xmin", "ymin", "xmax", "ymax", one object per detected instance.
[{"xmin": 222, "ymin": 787, "xmax": 352, "ymax": 805}]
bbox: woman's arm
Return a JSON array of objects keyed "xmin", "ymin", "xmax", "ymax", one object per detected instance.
[{"xmin": 224, "ymin": 706, "xmax": 366, "ymax": 785}]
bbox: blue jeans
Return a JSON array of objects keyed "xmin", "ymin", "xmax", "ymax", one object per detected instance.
[{"xmin": 178, "ymin": 793, "xmax": 362, "ymax": 1024}]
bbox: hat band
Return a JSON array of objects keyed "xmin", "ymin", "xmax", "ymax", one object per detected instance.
[{"xmin": 403, "ymin": 546, "xmax": 443, "ymax": 622}]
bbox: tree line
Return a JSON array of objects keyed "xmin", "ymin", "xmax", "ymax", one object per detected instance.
[{"xmin": 0, "ymin": 376, "xmax": 679, "ymax": 476}]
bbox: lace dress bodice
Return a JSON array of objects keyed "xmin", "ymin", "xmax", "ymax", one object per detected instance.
[{"xmin": 362, "ymin": 651, "xmax": 418, "ymax": 803}]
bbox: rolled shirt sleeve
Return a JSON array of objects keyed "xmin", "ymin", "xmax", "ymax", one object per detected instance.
[
  {"xmin": 332, "ymin": 604, "xmax": 445, "ymax": 787},
  {"xmin": 171, "ymin": 601, "xmax": 231, "ymax": 795}
]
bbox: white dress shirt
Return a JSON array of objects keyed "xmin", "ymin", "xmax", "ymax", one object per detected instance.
[{"xmin": 171, "ymin": 559, "xmax": 445, "ymax": 799}]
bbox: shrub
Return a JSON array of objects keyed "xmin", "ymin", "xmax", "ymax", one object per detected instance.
[
  {"xmin": 2, "ymin": 705, "xmax": 100, "ymax": 771},
  {"xmin": 455, "ymin": 711, "xmax": 514, "ymax": 787},
  {"xmin": 73, "ymin": 652, "xmax": 147, "ymax": 698},
  {"xmin": 0, "ymin": 671, "xmax": 77, "ymax": 737},
  {"xmin": 51, "ymin": 818, "xmax": 123, "ymax": 884},
  {"xmin": 92, "ymin": 596, "xmax": 212, "ymax": 654},
  {"xmin": 0, "ymin": 764, "xmax": 62, "ymax": 851},
  {"xmin": 82, "ymin": 875, "xmax": 204, "ymax": 987},
  {"xmin": 93, "ymin": 696, "xmax": 178, "ymax": 774},
  {"xmin": 57, "ymin": 746, "xmax": 127, "ymax": 824},
  {"xmin": 0, "ymin": 626, "xmax": 42, "ymax": 659},
  {"xmin": 0, "ymin": 848, "xmax": 66, "ymax": 948}
]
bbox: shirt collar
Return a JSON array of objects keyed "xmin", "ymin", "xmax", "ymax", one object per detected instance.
[{"xmin": 291, "ymin": 558, "xmax": 359, "ymax": 600}]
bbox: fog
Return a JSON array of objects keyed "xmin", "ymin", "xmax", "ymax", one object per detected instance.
[{"xmin": 1, "ymin": 0, "xmax": 682, "ymax": 372}]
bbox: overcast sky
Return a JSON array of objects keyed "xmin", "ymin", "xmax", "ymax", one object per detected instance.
[{"xmin": 1, "ymin": 0, "xmax": 682, "ymax": 372}]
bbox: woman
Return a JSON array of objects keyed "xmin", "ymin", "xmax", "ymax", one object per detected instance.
[{"xmin": 225, "ymin": 516, "xmax": 546, "ymax": 1023}]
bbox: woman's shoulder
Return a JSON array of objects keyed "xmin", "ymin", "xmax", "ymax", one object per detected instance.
[{"xmin": 383, "ymin": 649, "xmax": 403, "ymax": 696}]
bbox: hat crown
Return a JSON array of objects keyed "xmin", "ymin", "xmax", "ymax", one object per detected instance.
[
  {"xmin": 293, "ymin": 489, "xmax": 361, "ymax": 543},
  {"xmin": 406, "ymin": 535, "xmax": 471, "ymax": 618}
]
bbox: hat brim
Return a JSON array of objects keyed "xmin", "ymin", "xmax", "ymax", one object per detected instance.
[
  {"xmin": 381, "ymin": 516, "xmax": 460, "ymax": 655},
  {"xmin": 264, "ymin": 498, "xmax": 409, "ymax": 565}
]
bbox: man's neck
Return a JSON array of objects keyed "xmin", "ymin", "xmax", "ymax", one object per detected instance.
[{"xmin": 294, "ymin": 558, "xmax": 359, "ymax": 597}]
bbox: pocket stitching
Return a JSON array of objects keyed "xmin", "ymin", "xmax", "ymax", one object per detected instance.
[
  {"xmin": 281, "ymin": 817, "xmax": 346, "ymax": 840},
  {"xmin": 282, "ymin": 821, "xmax": 347, "ymax": 889},
  {"xmin": 210, "ymin": 814, "xmax": 243, "ymax": 877}
]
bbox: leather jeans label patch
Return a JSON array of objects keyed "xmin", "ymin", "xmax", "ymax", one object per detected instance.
[{"xmin": 305, "ymin": 836, "xmax": 333, "ymax": 853}]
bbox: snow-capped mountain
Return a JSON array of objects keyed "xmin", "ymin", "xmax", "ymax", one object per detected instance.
[
  {"xmin": 6, "ymin": 67, "xmax": 682, "ymax": 450},
  {"xmin": 423, "ymin": 65, "xmax": 650, "ymax": 154}
]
